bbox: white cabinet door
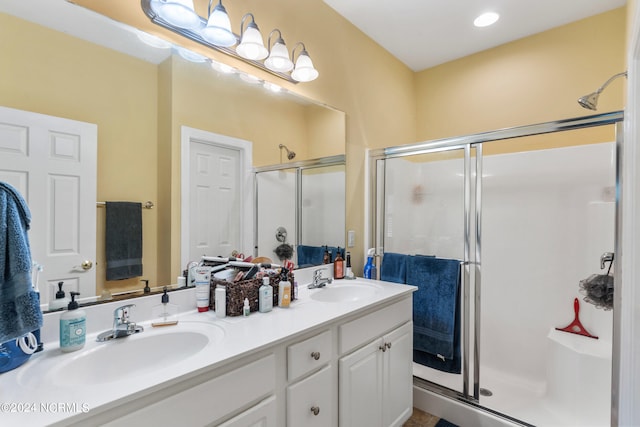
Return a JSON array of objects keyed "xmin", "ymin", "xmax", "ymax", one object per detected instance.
[
  {"xmin": 339, "ymin": 321, "xmax": 414, "ymax": 427},
  {"xmin": 383, "ymin": 321, "xmax": 413, "ymax": 427},
  {"xmin": 287, "ymin": 365, "xmax": 334, "ymax": 427},
  {"xmin": 217, "ymin": 396, "xmax": 277, "ymax": 427},
  {"xmin": 339, "ymin": 338, "xmax": 384, "ymax": 427},
  {"xmin": 0, "ymin": 106, "xmax": 97, "ymax": 306}
]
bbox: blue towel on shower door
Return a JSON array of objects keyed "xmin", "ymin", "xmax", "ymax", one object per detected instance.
[
  {"xmin": 380, "ymin": 252, "xmax": 408, "ymax": 284},
  {"xmin": 296, "ymin": 245, "xmax": 325, "ymax": 267},
  {"xmin": 407, "ymin": 255, "xmax": 461, "ymax": 374}
]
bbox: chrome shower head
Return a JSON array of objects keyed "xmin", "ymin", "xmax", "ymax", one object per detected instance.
[
  {"xmin": 577, "ymin": 71, "xmax": 627, "ymax": 111},
  {"xmin": 279, "ymin": 144, "xmax": 296, "ymax": 160}
]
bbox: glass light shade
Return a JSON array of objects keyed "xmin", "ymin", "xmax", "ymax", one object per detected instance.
[
  {"xmin": 154, "ymin": 0, "xmax": 201, "ymax": 30},
  {"xmin": 236, "ymin": 26, "xmax": 268, "ymax": 60},
  {"xmin": 265, "ymin": 42, "xmax": 293, "ymax": 72},
  {"xmin": 201, "ymin": 4, "xmax": 236, "ymax": 47},
  {"xmin": 291, "ymin": 52, "xmax": 319, "ymax": 82}
]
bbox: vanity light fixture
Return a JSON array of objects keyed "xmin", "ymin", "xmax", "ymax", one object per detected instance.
[
  {"xmin": 153, "ymin": 0, "xmax": 201, "ymax": 30},
  {"xmin": 291, "ymin": 42, "xmax": 319, "ymax": 83},
  {"xmin": 201, "ymin": 0, "xmax": 236, "ymax": 47},
  {"xmin": 236, "ymin": 14, "xmax": 269, "ymax": 61},
  {"xmin": 143, "ymin": 0, "xmax": 318, "ymax": 83},
  {"xmin": 265, "ymin": 29, "xmax": 294, "ymax": 73}
]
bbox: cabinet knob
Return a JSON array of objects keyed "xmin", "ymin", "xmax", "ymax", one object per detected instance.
[
  {"xmin": 310, "ymin": 351, "xmax": 320, "ymax": 360},
  {"xmin": 379, "ymin": 345, "xmax": 386, "ymax": 352},
  {"xmin": 310, "ymin": 406, "xmax": 320, "ymax": 416},
  {"xmin": 386, "ymin": 342, "xmax": 392, "ymax": 349}
]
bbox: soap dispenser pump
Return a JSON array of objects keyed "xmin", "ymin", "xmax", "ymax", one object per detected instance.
[
  {"xmin": 59, "ymin": 292, "xmax": 86, "ymax": 353},
  {"xmin": 152, "ymin": 287, "xmax": 179, "ymax": 327},
  {"xmin": 49, "ymin": 281, "xmax": 70, "ymax": 311}
]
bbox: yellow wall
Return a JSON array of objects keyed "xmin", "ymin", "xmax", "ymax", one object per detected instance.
[
  {"xmin": 415, "ymin": 8, "xmax": 626, "ymax": 145},
  {"xmin": 0, "ymin": 13, "xmax": 160, "ymax": 296}
]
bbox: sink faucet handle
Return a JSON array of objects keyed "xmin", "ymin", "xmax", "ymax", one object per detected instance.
[{"xmin": 114, "ymin": 304, "xmax": 136, "ymax": 324}]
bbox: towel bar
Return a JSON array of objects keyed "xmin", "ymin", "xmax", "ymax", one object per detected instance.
[{"xmin": 97, "ymin": 201, "xmax": 154, "ymax": 209}]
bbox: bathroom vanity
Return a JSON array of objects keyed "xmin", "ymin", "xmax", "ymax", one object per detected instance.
[{"xmin": 0, "ymin": 277, "xmax": 416, "ymax": 426}]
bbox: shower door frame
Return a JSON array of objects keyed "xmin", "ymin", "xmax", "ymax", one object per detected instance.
[
  {"xmin": 367, "ymin": 111, "xmax": 624, "ymax": 417},
  {"xmin": 253, "ymin": 154, "xmax": 345, "ymax": 258}
]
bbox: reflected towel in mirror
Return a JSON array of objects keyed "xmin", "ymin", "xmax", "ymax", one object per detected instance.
[{"xmin": 105, "ymin": 202, "xmax": 143, "ymax": 280}]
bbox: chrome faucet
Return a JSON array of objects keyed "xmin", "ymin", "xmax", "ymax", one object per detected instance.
[
  {"xmin": 308, "ymin": 269, "xmax": 333, "ymax": 289},
  {"xmin": 97, "ymin": 304, "xmax": 144, "ymax": 342}
]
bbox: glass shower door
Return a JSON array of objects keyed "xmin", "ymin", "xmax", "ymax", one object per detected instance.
[{"xmin": 380, "ymin": 147, "xmax": 474, "ymax": 397}]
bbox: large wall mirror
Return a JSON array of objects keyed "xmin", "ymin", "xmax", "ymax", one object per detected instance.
[{"xmin": 1, "ymin": 0, "xmax": 346, "ymax": 310}]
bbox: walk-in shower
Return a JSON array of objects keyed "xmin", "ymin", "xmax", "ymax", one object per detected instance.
[{"xmin": 368, "ymin": 112, "xmax": 623, "ymax": 426}]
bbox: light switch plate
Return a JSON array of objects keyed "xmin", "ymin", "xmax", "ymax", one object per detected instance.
[{"xmin": 347, "ymin": 230, "xmax": 355, "ymax": 247}]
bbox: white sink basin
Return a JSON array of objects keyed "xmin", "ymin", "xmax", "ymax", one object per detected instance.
[
  {"xmin": 18, "ymin": 321, "xmax": 225, "ymax": 388},
  {"xmin": 310, "ymin": 283, "xmax": 382, "ymax": 303}
]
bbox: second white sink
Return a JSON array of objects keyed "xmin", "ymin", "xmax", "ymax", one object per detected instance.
[{"xmin": 310, "ymin": 282, "xmax": 382, "ymax": 303}]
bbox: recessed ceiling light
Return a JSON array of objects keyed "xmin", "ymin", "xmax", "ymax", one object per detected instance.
[{"xmin": 474, "ymin": 12, "xmax": 500, "ymax": 28}]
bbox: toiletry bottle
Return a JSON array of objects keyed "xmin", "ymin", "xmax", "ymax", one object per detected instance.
[
  {"xmin": 278, "ymin": 268, "xmax": 291, "ymax": 308},
  {"xmin": 49, "ymin": 281, "xmax": 70, "ymax": 311},
  {"xmin": 259, "ymin": 276, "xmax": 273, "ymax": 313},
  {"xmin": 322, "ymin": 246, "xmax": 330, "ymax": 264},
  {"xmin": 215, "ymin": 284, "xmax": 226, "ymax": 318},
  {"xmin": 194, "ymin": 266, "xmax": 211, "ymax": 312},
  {"xmin": 345, "ymin": 251, "xmax": 353, "ymax": 279},
  {"xmin": 60, "ymin": 292, "xmax": 86, "ymax": 353},
  {"xmin": 152, "ymin": 287, "xmax": 179, "ymax": 327},
  {"xmin": 334, "ymin": 248, "xmax": 344, "ymax": 279},
  {"xmin": 243, "ymin": 298, "xmax": 250, "ymax": 316}
]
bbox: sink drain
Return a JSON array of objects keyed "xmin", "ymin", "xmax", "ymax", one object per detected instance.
[{"xmin": 479, "ymin": 388, "xmax": 493, "ymax": 397}]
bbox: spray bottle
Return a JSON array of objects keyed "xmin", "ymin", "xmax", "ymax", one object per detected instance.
[{"xmin": 363, "ymin": 248, "xmax": 377, "ymax": 280}]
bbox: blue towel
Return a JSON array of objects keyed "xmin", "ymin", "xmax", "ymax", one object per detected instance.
[
  {"xmin": 407, "ymin": 255, "xmax": 461, "ymax": 374},
  {"xmin": 380, "ymin": 252, "xmax": 408, "ymax": 284},
  {"xmin": 296, "ymin": 245, "xmax": 325, "ymax": 267},
  {"xmin": 106, "ymin": 202, "xmax": 143, "ymax": 280},
  {"xmin": 0, "ymin": 182, "xmax": 43, "ymax": 343}
]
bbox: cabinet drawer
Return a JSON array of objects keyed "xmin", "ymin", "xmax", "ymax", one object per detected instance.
[
  {"xmin": 287, "ymin": 330, "xmax": 332, "ymax": 382},
  {"xmin": 339, "ymin": 297, "xmax": 412, "ymax": 355},
  {"xmin": 104, "ymin": 354, "xmax": 275, "ymax": 427},
  {"xmin": 217, "ymin": 395, "xmax": 277, "ymax": 427},
  {"xmin": 287, "ymin": 365, "xmax": 333, "ymax": 427}
]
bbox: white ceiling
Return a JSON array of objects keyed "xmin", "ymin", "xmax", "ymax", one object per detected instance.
[
  {"xmin": 2, "ymin": 0, "xmax": 627, "ymax": 71},
  {"xmin": 323, "ymin": 0, "xmax": 627, "ymax": 71}
]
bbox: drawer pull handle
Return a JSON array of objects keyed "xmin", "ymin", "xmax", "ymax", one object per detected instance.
[
  {"xmin": 310, "ymin": 406, "xmax": 320, "ymax": 416},
  {"xmin": 379, "ymin": 345, "xmax": 386, "ymax": 352},
  {"xmin": 386, "ymin": 342, "xmax": 392, "ymax": 349},
  {"xmin": 311, "ymin": 351, "xmax": 321, "ymax": 360}
]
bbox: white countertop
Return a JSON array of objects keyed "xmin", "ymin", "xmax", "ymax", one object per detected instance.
[{"xmin": 0, "ymin": 277, "xmax": 415, "ymax": 426}]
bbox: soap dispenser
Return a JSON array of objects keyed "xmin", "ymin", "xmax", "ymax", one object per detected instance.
[
  {"xmin": 60, "ymin": 292, "xmax": 86, "ymax": 353},
  {"xmin": 49, "ymin": 281, "xmax": 70, "ymax": 311},
  {"xmin": 278, "ymin": 268, "xmax": 292, "ymax": 308},
  {"xmin": 152, "ymin": 287, "xmax": 179, "ymax": 327}
]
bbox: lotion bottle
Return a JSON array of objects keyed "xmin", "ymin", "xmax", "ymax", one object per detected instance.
[
  {"xmin": 215, "ymin": 284, "xmax": 226, "ymax": 318},
  {"xmin": 60, "ymin": 292, "xmax": 85, "ymax": 353},
  {"xmin": 278, "ymin": 269, "xmax": 291, "ymax": 308},
  {"xmin": 259, "ymin": 276, "xmax": 273, "ymax": 313},
  {"xmin": 243, "ymin": 298, "xmax": 250, "ymax": 316}
]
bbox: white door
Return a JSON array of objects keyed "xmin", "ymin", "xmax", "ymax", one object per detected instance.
[
  {"xmin": 0, "ymin": 106, "xmax": 97, "ymax": 307},
  {"xmin": 181, "ymin": 126, "xmax": 253, "ymax": 266}
]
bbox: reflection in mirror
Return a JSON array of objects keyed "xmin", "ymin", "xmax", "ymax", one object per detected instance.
[
  {"xmin": 255, "ymin": 156, "xmax": 345, "ymax": 267},
  {"xmin": 1, "ymin": 0, "xmax": 346, "ymax": 310}
]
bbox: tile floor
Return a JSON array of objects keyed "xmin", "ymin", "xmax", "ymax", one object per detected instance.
[{"xmin": 403, "ymin": 408, "xmax": 440, "ymax": 427}]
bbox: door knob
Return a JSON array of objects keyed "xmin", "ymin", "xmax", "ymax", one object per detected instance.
[
  {"xmin": 310, "ymin": 406, "xmax": 320, "ymax": 416},
  {"xmin": 81, "ymin": 260, "xmax": 93, "ymax": 270}
]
